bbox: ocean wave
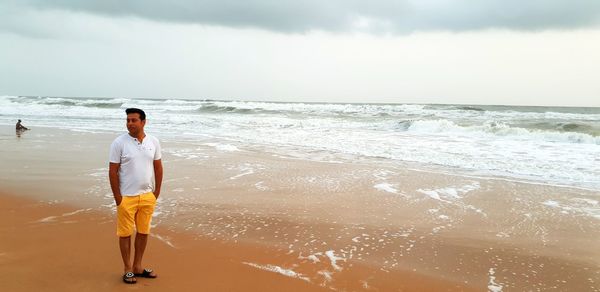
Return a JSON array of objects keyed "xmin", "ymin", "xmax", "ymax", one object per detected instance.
[
  {"xmin": 191, "ymin": 101, "xmax": 432, "ymax": 119},
  {"xmin": 6, "ymin": 96, "xmax": 600, "ymax": 119},
  {"xmin": 396, "ymin": 119, "xmax": 600, "ymax": 144},
  {"xmin": 2, "ymin": 95, "xmax": 599, "ymax": 189},
  {"xmin": 81, "ymin": 102, "xmax": 124, "ymax": 108},
  {"xmin": 526, "ymin": 122, "xmax": 599, "ymax": 135},
  {"xmin": 452, "ymin": 106, "xmax": 486, "ymax": 112},
  {"xmin": 197, "ymin": 104, "xmax": 256, "ymax": 114},
  {"xmin": 11, "ymin": 96, "xmax": 125, "ymax": 109}
]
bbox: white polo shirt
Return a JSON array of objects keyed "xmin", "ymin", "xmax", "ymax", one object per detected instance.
[{"xmin": 109, "ymin": 133, "xmax": 162, "ymax": 196}]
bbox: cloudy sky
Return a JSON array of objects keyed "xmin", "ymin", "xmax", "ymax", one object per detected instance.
[{"xmin": 1, "ymin": 1, "xmax": 599, "ymax": 106}]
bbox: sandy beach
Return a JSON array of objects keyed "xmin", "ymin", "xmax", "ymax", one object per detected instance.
[
  {"xmin": 1, "ymin": 125, "xmax": 599, "ymax": 291},
  {"xmin": 0, "ymin": 193, "xmax": 330, "ymax": 291},
  {"xmin": 1, "ymin": 191, "xmax": 480, "ymax": 291}
]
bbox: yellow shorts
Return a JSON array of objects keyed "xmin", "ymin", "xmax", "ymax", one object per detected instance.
[{"xmin": 116, "ymin": 192, "xmax": 157, "ymax": 237}]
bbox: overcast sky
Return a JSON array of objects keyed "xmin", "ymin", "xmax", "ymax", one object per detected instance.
[{"xmin": 1, "ymin": 1, "xmax": 599, "ymax": 106}]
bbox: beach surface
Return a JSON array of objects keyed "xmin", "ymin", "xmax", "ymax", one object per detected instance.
[
  {"xmin": 0, "ymin": 193, "xmax": 328, "ymax": 291},
  {"xmin": 1, "ymin": 125, "xmax": 599, "ymax": 291}
]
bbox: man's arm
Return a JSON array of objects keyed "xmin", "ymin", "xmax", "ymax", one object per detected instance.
[
  {"xmin": 109, "ymin": 162, "xmax": 122, "ymax": 205},
  {"xmin": 153, "ymin": 159, "xmax": 163, "ymax": 199}
]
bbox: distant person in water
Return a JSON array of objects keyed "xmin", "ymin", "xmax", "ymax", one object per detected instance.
[
  {"xmin": 15, "ymin": 119, "xmax": 29, "ymax": 138},
  {"xmin": 109, "ymin": 108, "xmax": 162, "ymax": 284},
  {"xmin": 16, "ymin": 119, "xmax": 29, "ymax": 131}
]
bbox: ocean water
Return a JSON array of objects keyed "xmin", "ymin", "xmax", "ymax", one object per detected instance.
[{"xmin": 1, "ymin": 95, "xmax": 599, "ymax": 190}]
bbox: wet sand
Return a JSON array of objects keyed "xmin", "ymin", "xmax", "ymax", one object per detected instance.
[
  {"xmin": 0, "ymin": 193, "xmax": 324, "ymax": 291},
  {"xmin": 0, "ymin": 192, "xmax": 475, "ymax": 291},
  {"xmin": 1, "ymin": 125, "xmax": 599, "ymax": 291}
]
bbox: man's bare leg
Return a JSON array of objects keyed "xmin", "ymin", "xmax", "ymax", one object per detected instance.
[
  {"xmin": 133, "ymin": 233, "xmax": 157, "ymax": 277},
  {"xmin": 132, "ymin": 232, "xmax": 147, "ymax": 273},
  {"xmin": 119, "ymin": 236, "xmax": 133, "ymax": 272},
  {"xmin": 119, "ymin": 236, "xmax": 137, "ymax": 283}
]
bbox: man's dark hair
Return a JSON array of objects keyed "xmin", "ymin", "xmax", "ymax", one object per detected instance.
[
  {"xmin": 125, "ymin": 108, "xmax": 146, "ymax": 121},
  {"xmin": 18, "ymin": 119, "xmax": 21, "ymax": 122}
]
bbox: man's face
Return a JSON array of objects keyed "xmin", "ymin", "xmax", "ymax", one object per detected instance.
[{"xmin": 126, "ymin": 113, "xmax": 145, "ymax": 135}]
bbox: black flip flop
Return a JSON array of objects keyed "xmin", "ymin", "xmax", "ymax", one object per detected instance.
[
  {"xmin": 123, "ymin": 272, "xmax": 137, "ymax": 284},
  {"xmin": 134, "ymin": 268, "xmax": 157, "ymax": 278}
]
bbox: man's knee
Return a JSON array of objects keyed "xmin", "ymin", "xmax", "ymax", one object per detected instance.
[{"xmin": 118, "ymin": 229, "xmax": 134, "ymax": 237}]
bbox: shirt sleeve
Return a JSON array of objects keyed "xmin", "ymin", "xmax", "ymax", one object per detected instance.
[
  {"xmin": 109, "ymin": 139, "xmax": 121, "ymax": 163},
  {"xmin": 153, "ymin": 137, "xmax": 162, "ymax": 160}
]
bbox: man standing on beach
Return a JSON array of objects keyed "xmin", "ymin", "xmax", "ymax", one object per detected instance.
[{"xmin": 109, "ymin": 108, "xmax": 163, "ymax": 284}]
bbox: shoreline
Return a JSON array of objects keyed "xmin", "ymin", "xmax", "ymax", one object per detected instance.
[{"xmin": 2, "ymin": 124, "xmax": 597, "ymax": 192}]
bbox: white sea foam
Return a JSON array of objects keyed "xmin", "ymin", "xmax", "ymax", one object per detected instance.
[
  {"xmin": 572, "ymin": 198, "xmax": 598, "ymax": 206},
  {"xmin": 242, "ymin": 262, "xmax": 310, "ymax": 282},
  {"xmin": 542, "ymin": 200, "xmax": 560, "ymax": 208},
  {"xmin": 205, "ymin": 143, "xmax": 239, "ymax": 152},
  {"xmin": 298, "ymin": 252, "xmax": 322, "ymax": 263},
  {"xmin": 226, "ymin": 163, "xmax": 264, "ymax": 180},
  {"xmin": 150, "ymin": 233, "xmax": 177, "ymax": 248},
  {"xmin": 374, "ymin": 183, "xmax": 398, "ymax": 194},
  {"xmin": 419, "ymin": 189, "xmax": 446, "ymax": 202},
  {"xmin": 406, "ymin": 119, "xmax": 600, "ymax": 145},
  {"xmin": 62, "ymin": 209, "xmax": 92, "ymax": 216},
  {"xmin": 38, "ymin": 216, "xmax": 59, "ymax": 223},
  {"xmin": 35, "ymin": 208, "xmax": 92, "ymax": 223},
  {"xmin": 488, "ymin": 268, "xmax": 503, "ymax": 292},
  {"xmin": 254, "ymin": 181, "xmax": 269, "ymax": 191},
  {"xmin": 318, "ymin": 270, "xmax": 333, "ymax": 282},
  {"xmin": 325, "ymin": 250, "xmax": 345, "ymax": 271},
  {"xmin": 230, "ymin": 169, "xmax": 254, "ymax": 180},
  {"xmin": 418, "ymin": 182, "xmax": 480, "ymax": 202},
  {"xmin": 542, "ymin": 199, "xmax": 600, "ymax": 220}
]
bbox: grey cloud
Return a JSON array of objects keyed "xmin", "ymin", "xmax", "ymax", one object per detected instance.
[{"xmin": 7, "ymin": 0, "xmax": 600, "ymax": 33}]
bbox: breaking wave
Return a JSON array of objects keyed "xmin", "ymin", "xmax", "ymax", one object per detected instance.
[
  {"xmin": 2, "ymin": 95, "xmax": 599, "ymax": 189},
  {"xmin": 395, "ymin": 119, "xmax": 600, "ymax": 144},
  {"xmin": 10, "ymin": 96, "xmax": 125, "ymax": 109}
]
